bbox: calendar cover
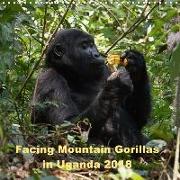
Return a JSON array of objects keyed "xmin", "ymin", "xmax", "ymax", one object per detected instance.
[{"xmin": 0, "ymin": 0, "xmax": 179, "ymax": 179}]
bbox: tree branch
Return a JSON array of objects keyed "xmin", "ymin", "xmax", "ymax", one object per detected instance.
[
  {"xmin": 105, "ymin": 1, "xmax": 157, "ymax": 55},
  {"xmin": 173, "ymin": 127, "xmax": 180, "ymax": 180},
  {"xmin": 41, "ymin": 4, "xmax": 48, "ymax": 48},
  {"xmin": 96, "ymin": 1, "xmax": 124, "ymax": 33}
]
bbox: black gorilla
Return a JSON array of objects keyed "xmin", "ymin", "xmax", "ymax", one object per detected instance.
[{"xmin": 31, "ymin": 28, "xmax": 151, "ymax": 146}]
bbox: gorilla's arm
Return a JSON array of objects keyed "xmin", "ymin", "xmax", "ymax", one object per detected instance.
[
  {"xmin": 121, "ymin": 49, "xmax": 152, "ymax": 131},
  {"xmin": 81, "ymin": 68, "xmax": 133, "ymax": 130},
  {"xmin": 31, "ymin": 68, "xmax": 79, "ymax": 124},
  {"xmin": 132, "ymin": 83, "xmax": 151, "ymax": 130}
]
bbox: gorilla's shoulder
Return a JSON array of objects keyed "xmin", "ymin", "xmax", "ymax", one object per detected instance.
[{"xmin": 37, "ymin": 68, "xmax": 67, "ymax": 88}]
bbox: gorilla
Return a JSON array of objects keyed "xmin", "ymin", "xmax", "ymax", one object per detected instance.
[{"xmin": 31, "ymin": 28, "xmax": 151, "ymax": 146}]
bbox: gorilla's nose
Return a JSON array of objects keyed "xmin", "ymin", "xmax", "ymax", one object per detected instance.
[
  {"xmin": 93, "ymin": 52, "xmax": 100, "ymax": 58},
  {"xmin": 91, "ymin": 56, "xmax": 105, "ymax": 65}
]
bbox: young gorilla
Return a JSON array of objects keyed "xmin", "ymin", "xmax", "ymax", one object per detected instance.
[{"xmin": 31, "ymin": 29, "xmax": 151, "ymax": 146}]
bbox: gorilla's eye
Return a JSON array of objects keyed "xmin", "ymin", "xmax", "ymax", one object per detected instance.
[
  {"xmin": 89, "ymin": 42, "xmax": 94, "ymax": 47},
  {"xmin": 81, "ymin": 42, "xmax": 88, "ymax": 49}
]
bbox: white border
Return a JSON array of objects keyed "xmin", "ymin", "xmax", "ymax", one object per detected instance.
[{"xmin": 0, "ymin": 1, "xmax": 179, "ymax": 5}]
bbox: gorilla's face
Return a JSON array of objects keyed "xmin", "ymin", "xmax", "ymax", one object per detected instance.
[
  {"xmin": 72, "ymin": 32, "xmax": 105, "ymax": 72},
  {"xmin": 46, "ymin": 29, "xmax": 105, "ymax": 78},
  {"xmin": 76, "ymin": 37, "xmax": 104, "ymax": 63}
]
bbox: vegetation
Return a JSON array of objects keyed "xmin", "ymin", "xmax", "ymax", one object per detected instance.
[{"xmin": 0, "ymin": 0, "xmax": 179, "ymax": 179}]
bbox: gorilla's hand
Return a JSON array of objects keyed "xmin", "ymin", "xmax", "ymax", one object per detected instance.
[{"xmin": 106, "ymin": 67, "xmax": 133, "ymax": 97}]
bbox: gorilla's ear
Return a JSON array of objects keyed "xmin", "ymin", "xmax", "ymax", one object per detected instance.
[{"xmin": 54, "ymin": 43, "xmax": 64, "ymax": 58}]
